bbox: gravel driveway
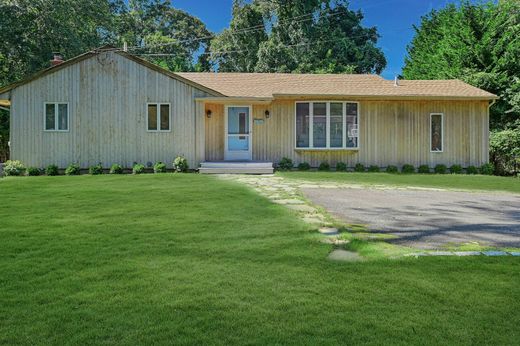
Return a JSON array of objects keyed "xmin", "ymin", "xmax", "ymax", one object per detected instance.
[{"xmin": 302, "ymin": 187, "xmax": 520, "ymax": 249}]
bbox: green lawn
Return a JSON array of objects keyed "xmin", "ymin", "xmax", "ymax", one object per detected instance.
[
  {"xmin": 1, "ymin": 175, "xmax": 519, "ymax": 344},
  {"xmin": 278, "ymin": 171, "xmax": 520, "ymax": 193}
]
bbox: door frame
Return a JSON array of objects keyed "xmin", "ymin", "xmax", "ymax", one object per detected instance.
[{"xmin": 224, "ymin": 105, "xmax": 253, "ymax": 161}]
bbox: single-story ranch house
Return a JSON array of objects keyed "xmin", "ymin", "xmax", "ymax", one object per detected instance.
[{"xmin": 0, "ymin": 47, "xmax": 498, "ymax": 173}]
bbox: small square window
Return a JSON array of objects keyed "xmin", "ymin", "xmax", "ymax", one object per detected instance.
[
  {"xmin": 147, "ymin": 103, "xmax": 170, "ymax": 132},
  {"xmin": 44, "ymin": 103, "xmax": 68, "ymax": 131}
]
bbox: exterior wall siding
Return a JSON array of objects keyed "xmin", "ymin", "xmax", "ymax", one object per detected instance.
[
  {"xmin": 10, "ymin": 51, "xmax": 210, "ymax": 169},
  {"xmin": 205, "ymin": 99, "xmax": 490, "ymax": 167}
]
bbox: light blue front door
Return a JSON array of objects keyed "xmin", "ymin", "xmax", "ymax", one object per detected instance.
[{"xmin": 225, "ymin": 106, "xmax": 252, "ymax": 160}]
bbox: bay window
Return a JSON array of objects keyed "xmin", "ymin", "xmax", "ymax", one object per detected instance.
[{"xmin": 295, "ymin": 101, "xmax": 359, "ymax": 149}]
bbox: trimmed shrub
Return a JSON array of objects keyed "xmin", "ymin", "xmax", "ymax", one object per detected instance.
[
  {"xmin": 368, "ymin": 165, "xmax": 380, "ymax": 173},
  {"xmin": 434, "ymin": 164, "xmax": 447, "ymax": 174},
  {"xmin": 133, "ymin": 163, "xmax": 145, "ymax": 174},
  {"xmin": 46, "ymin": 164, "xmax": 59, "ymax": 176},
  {"xmin": 297, "ymin": 162, "xmax": 311, "ymax": 171},
  {"xmin": 386, "ymin": 165, "xmax": 398, "ymax": 173},
  {"xmin": 3, "ymin": 160, "xmax": 26, "ymax": 176},
  {"xmin": 336, "ymin": 162, "xmax": 347, "ymax": 172},
  {"xmin": 318, "ymin": 162, "xmax": 330, "ymax": 171},
  {"xmin": 354, "ymin": 163, "xmax": 365, "ymax": 172},
  {"xmin": 401, "ymin": 164, "xmax": 415, "ymax": 174},
  {"xmin": 109, "ymin": 164, "xmax": 123, "ymax": 174},
  {"xmin": 26, "ymin": 167, "xmax": 41, "ymax": 176},
  {"xmin": 490, "ymin": 126, "xmax": 520, "ymax": 175},
  {"xmin": 418, "ymin": 165, "xmax": 430, "ymax": 174},
  {"xmin": 278, "ymin": 157, "xmax": 294, "ymax": 171},
  {"xmin": 154, "ymin": 161, "xmax": 167, "ymax": 173},
  {"xmin": 449, "ymin": 164, "xmax": 463, "ymax": 174},
  {"xmin": 89, "ymin": 163, "xmax": 103, "ymax": 175},
  {"xmin": 65, "ymin": 163, "xmax": 81, "ymax": 176},
  {"xmin": 466, "ymin": 165, "xmax": 478, "ymax": 175},
  {"xmin": 173, "ymin": 156, "xmax": 189, "ymax": 173},
  {"xmin": 480, "ymin": 163, "xmax": 494, "ymax": 175}
]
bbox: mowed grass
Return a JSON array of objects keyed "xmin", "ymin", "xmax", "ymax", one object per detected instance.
[
  {"xmin": 0, "ymin": 175, "xmax": 519, "ymax": 345},
  {"xmin": 278, "ymin": 171, "xmax": 520, "ymax": 193}
]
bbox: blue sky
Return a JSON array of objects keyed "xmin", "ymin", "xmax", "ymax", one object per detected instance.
[{"xmin": 172, "ymin": 0, "xmax": 472, "ymax": 79}]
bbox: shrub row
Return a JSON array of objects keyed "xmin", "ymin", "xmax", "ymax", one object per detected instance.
[
  {"xmin": 2, "ymin": 156, "xmax": 189, "ymax": 176},
  {"xmin": 276, "ymin": 158, "xmax": 494, "ymax": 175}
]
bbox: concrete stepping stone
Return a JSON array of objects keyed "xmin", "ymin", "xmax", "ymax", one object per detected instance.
[
  {"xmin": 482, "ymin": 251, "xmax": 508, "ymax": 256},
  {"xmin": 286, "ymin": 204, "xmax": 316, "ymax": 213},
  {"xmin": 321, "ymin": 238, "xmax": 349, "ymax": 245},
  {"xmin": 328, "ymin": 249, "xmax": 363, "ymax": 262},
  {"xmin": 302, "ymin": 217, "xmax": 323, "ymax": 224},
  {"xmin": 319, "ymin": 227, "xmax": 339, "ymax": 235},
  {"xmin": 427, "ymin": 251, "xmax": 454, "ymax": 256},
  {"xmin": 273, "ymin": 199, "xmax": 304, "ymax": 205},
  {"xmin": 453, "ymin": 251, "xmax": 482, "ymax": 256},
  {"xmin": 509, "ymin": 252, "xmax": 520, "ymax": 256}
]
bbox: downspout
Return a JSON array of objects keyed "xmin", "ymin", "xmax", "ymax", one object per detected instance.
[{"xmin": 0, "ymin": 106, "xmax": 10, "ymax": 112}]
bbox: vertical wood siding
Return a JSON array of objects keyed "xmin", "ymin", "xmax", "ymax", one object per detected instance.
[
  {"xmin": 10, "ymin": 51, "xmax": 210, "ymax": 168},
  {"xmin": 205, "ymin": 99, "xmax": 489, "ymax": 167}
]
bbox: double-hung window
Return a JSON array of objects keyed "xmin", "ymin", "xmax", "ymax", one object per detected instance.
[
  {"xmin": 44, "ymin": 103, "xmax": 69, "ymax": 131},
  {"xmin": 296, "ymin": 101, "xmax": 359, "ymax": 149},
  {"xmin": 147, "ymin": 103, "xmax": 171, "ymax": 132}
]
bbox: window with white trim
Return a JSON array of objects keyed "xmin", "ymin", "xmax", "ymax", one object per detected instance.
[
  {"xmin": 430, "ymin": 113, "xmax": 443, "ymax": 152},
  {"xmin": 296, "ymin": 101, "xmax": 358, "ymax": 149},
  {"xmin": 147, "ymin": 103, "xmax": 171, "ymax": 131},
  {"xmin": 44, "ymin": 103, "xmax": 69, "ymax": 131}
]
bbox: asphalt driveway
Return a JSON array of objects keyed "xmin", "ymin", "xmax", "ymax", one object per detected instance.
[{"xmin": 302, "ymin": 187, "xmax": 520, "ymax": 249}]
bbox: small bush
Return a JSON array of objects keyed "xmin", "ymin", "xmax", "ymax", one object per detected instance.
[
  {"xmin": 336, "ymin": 162, "xmax": 347, "ymax": 172},
  {"xmin": 449, "ymin": 164, "xmax": 463, "ymax": 174},
  {"xmin": 46, "ymin": 164, "xmax": 59, "ymax": 176},
  {"xmin": 354, "ymin": 163, "xmax": 365, "ymax": 172},
  {"xmin": 3, "ymin": 160, "xmax": 26, "ymax": 176},
  {"xmin": 386, "ymin": 165, "xmax": 398, "ymax": 173},
  {"xmin": 466, "ymin": 165, "xmax": 478, "ymax": 175},
  {"xmin": 89, "ymin": 163, "xmax": 104, "ymax": 175},
  {"xmin": 133, "ymin": 163, "xmax": 145, "ymax": 174},
  {"xmin": 418, "ymin": 165, "xmax": 430, "ymax": 174},
  {"xmin": 26, "ymin": 167, "xmax": 41, "ymax": 176},
  {"xmin": 173, "ymin": 156, "xmax": 189, "ymax": 173},
  {"xmin": 401, "ymin": 164, "xmax": 415, "ymax": 174},
  {"xmin": 368, "ymin": 165, "xmax": 380, "ymax": 173},
  {"xmin": 434, "ymin": 164, "xmax": 447, "ymax": 174},
  {"xmin": 109, "ymin": 164, "xmax": 123, "ymax": 174},
  {"xmin": 480, "ymin": 163, "xmax": 494, "ymax": 175},
  {"xmin": 297, "ymin": 162, "xmax": 310, "ymax": 171},
  {"xmin": 278, "ymin": 157, "xmax": 294, "ymax": 171},
  {"xmin": 154, "ymin": 161, "xmax": 167, "ymax": 173},
  {"xmin": 65, "ymin": 163, "xmax": 80, "ymax": 176},
  {"xmin": 318, "ymin": 162, "xmax": 330, "ymax": 171}
]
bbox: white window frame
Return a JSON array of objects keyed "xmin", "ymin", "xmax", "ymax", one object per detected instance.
[
  {"xmin": 294, "ymin": 101, "xmax": 360, "ymax": 150},
  {"xmin": 146, "ymin": 102, "xmax": 172, "ymax": 132},
  {"xmin": 43, "ymin": 102, "xmax": 69, "ymax": 132},
  {"xmin": 430, "ymin": 113, "xmax": 444, "ymax": 153}
]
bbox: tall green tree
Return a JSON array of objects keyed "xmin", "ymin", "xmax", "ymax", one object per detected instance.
[
  {"xmin": 402, "ymin": 0, "xmax": 520, "ymax": 130},
  {"xmin": 210, "ymin": 0, "xmax": 268, "ymax": 72},
  {"xmin": 210, "ymin": 0, "xmax": 386, "ymax": 74},
  {"xmin": 112, "ymin": 0, "xmax": 213, "ymax": 72}
]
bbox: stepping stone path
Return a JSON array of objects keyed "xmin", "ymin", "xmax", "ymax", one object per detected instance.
[
  {"xmin": 218, "ymin": 175, "xmax": 520, "ymax": 260},
  {"xmin": 328, "ymin": 249, "xmax": 363, "ymax": 262}
]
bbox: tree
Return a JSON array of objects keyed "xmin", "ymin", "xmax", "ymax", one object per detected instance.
[
  {"xmin": 210, "ymin": 0, "xmax": 268, "ymax": 72},
  {"xmin": 210, "ymin": 0, "xmax": 386, "ymax": 74},
  {"xmin": 112, "ymin": 0, "xmax": 213, "ymax": 72},
  {"xmin": 402, "ymin": 0, "xmax": 520, "ymax": 130}
]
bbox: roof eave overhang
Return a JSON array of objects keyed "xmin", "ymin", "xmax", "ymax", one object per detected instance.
[
  {"xmin": 272, "ymin": 93, "xmax": 499, "ymax": 101},
  {"xmin": 194, "ymin": 96, "xmax": 274, "ymax": 105}
]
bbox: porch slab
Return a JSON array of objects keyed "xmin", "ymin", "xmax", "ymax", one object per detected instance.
[{"xmin": 199, "ymin": 161, "xmax": 274, "ymax": 174}]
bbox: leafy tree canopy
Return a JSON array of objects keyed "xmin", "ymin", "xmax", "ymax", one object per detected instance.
[
  {"xmin": 210, "ymin": 0, "xmax": 387, "ymax": 74},
  {"xmin": 402, "ymin": 0, "xmax": 520, "ymax": 130}
]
